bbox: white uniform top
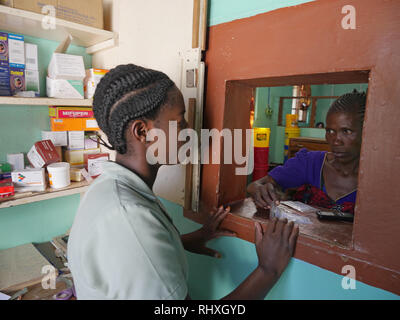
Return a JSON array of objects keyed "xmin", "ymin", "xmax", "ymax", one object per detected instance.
[{"xmin": 68, "ymin": 161, "xmax": 188, "ymax": 299}]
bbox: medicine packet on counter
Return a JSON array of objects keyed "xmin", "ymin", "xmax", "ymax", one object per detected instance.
[
  {"xmin": 269, "ymin": 203, "xmax": 312, "ymax": 225},
  {"xmin": 280, "ymin": 201, "xmax": 318, "ymax": 213}
]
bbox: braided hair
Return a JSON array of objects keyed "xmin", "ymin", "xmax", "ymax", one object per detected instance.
[
  {"xmin": 327, "ymin": 89, "xmax": 367, "ymax": 127},
  {"xmin": 93, "ymin": 64, "xmax": 175, "ymax": 154}
]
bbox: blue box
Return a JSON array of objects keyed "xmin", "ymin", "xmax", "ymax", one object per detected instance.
[
  {"xmin": 10, "ymin": 67, "xmax": 25, "ymax": 95},
  {"xmin": 0, "ymin": 65, "xmax": 11, "ymax": 96},
  {"xmin": 8, "ymin": 33, "xmax": 25, "ymax": 69},
  {"xmin": 0, "ymin": 32, "xmax": 9, "ymax": 66}
]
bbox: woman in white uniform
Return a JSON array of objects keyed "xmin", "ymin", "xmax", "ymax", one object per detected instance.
[{"xmin": 68, "ymin": 64, "xmax": 299, "ymax": 300}]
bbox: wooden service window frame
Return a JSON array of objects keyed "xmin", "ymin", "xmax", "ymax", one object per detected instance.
[{"xmin": 184, "ymin": 70, "xmax": 400, "ymax": 295}]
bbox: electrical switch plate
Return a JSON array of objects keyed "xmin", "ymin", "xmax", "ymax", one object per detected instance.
[{"xmin": 186, "ymin": 69, "xmax": 196, "ymax": 88}]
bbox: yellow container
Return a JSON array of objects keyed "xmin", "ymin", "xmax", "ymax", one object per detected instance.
[
  {"xmin": 254, "ymin": 128, "xmax": 270, "ymax": 148},
  {"xmin": 284, "ymin": 127, "xmax": 301, "ymax": 146},
  {"xmin": 286, "ymin": 114, "xmax": 298, "ymax": 128}
]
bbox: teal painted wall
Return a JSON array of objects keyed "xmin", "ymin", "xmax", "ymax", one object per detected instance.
[
  {"xmin": 209, "ymin": 0, "xmax": 314, "ymax": 26},
  {"xmin": 0, "ymin": 34, "xmax": 91, "ymax": 250},
  {"xmin": 254, "ymin": 83, "xmax": 368, "ymax": 164}
]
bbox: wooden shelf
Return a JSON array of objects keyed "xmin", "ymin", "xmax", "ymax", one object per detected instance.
[
  {"xmin": 0, "ymin": 5, "xmax": 117, "ymax": 53},
  {"xmin": 0, "ymin": 96, "xmax": 93, "ymax": 106},
  {"xmin": 0, "ymin": 181, "xmax": 89, "ymax": 209}
]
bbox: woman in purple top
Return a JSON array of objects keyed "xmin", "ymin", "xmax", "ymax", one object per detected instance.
[{"xmin": 247, "ymin": 90, "xmax": 366, "ymax": 214}]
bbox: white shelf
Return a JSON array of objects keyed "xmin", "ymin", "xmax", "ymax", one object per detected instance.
[
  {"xmin": 0, "ymin": 96, "xmax": 93, "ymax": 106},
  {"xmin": 0, "ymin": 181, "xmax": 89, "ymax": 209},
  {"xmin": 0, "ymin": 5, "xmax": 117, "ymax": 52}
]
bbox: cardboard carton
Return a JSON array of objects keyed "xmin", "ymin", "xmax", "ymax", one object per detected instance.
[{"xmin": 4, "ymin": 0, "xmax": 104, "ymax": 29}]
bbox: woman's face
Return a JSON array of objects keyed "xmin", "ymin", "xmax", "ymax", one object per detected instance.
[
  {"xmin": 325, "ymin": 111, "xmax": 363, "ymax": 163},
  {"xmin": 150, "ymin": 87, "xmax": 188, "ymax": 164}
]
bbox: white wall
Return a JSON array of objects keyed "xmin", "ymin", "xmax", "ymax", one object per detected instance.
[{"xmin": 93, "ymin": 0, "xmax": 195, "ymax": 205}]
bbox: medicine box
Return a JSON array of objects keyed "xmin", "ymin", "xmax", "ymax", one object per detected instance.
[
  {"xmin": 8, "ymin": 33, "xmax": 25, "ymax": 69},
  {"xmin": 48, "ymin": 53, "xmax": 85, "ymax": 80},
  {"xmin": 11, "ymin": 168, "xmax": 46, "ymax": 192},
  {"xmin": 67, "ymin": 131, "xmax": 85, "ymax": 150},
  {"xmin": 0, "ymin": 65, "xmax": 11, "ymax": 96},
  {"xmin": 0, "ymin": 32, "xmax": 9, "ymax": 66},
  {"xmin": 0, "ymin": 178, "xmax": 14, "ymax": 198},
  {"xmin": 63, "ymin": 148, "xmax": 100, "ymax": 167},
  {"xmin": 41, "ymin": 131, "xmax": 68, "ymax": 146},
  {"xmin": 84, "ymin": 68, "xmax": 109, "ymax": 99},
  {"xmin": 25, "ymin": 69, "xmax": 40, "ymax": 97},
  {"xmin": 46, "ymin": 77, "xmax": 84, "ymax": 99},
  {"xmin": 24, "ymin": 43, "xmax": 38, "ymax": 71},
  {"xmin": 49, "ymin": 106, "xmax": 94, "ymax": 118},
  {"xmin": 70, "ymin": 167, "xmax": 84, "ymax": 182},
  {"xmin": 10, "ymin": 67, "xmax": 25, "ymax": 95},
  {"xmin": 84, "ymin": 133, "xmax": 99, "ymax": 150},
  {"xmin": 27, "ymin": 140, "xmax": 60, "ymax": 168},
  {"xmin": 6, "ymin": 153, "xmax": 24, "ymax": 170},
  {"xmin": 85, "ymin": 153, "xmax": 109, "ymax": 178},
  {"xmin": 50, "ymin": 117, "xmax": 99, "ymax": 132}
]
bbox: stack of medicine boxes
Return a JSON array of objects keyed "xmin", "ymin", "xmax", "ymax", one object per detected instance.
[
  {"xmin": 44, "ymin": 106, "xmax": 101, "ymax": 181},
  {"xmin": 44, "ymin": 48, "xmax": 102, "ymax": 180},
  {"xmin": 0, "ymin": 32, "xmax": 40, "ymax": 97}
]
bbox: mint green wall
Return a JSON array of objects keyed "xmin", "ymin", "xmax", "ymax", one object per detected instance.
[
  {"xmin": 209, "ymin": 0, "xmax": 314, "ymax": 26},
  {"xmin": 0, "ymin": 34, "xmax": 91, "ymax": 250},
  {"xmin": 254, "ymin": 83, "xmax": 368, "ymax": 164}
]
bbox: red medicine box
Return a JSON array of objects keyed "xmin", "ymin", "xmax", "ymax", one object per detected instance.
[
  {"xmin": 84, "ymin": 153, "xmax": 109, "ymax": 178},
  {"xmin": 27, "ymin": 140, "xmax": 61, "ymax": 168},
  {"xmin": 0, "ymin": 178, "xmax": 14, "ymax": 198}
]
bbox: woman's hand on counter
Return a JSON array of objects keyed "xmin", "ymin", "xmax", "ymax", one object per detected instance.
[
  {"xmin": 247, "ymin": 176, "xmax": 282, "ymax": 209},
  {"xmin": 181, "ymin": 206, "xmax": 236, "ymax": 258}
]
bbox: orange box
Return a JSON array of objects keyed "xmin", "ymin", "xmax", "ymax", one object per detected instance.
[
  {"xmin": 49, "ymin": 106, "xmax": 94, "ymax": 118},
  {"xmin": 50, "ymin": 118, "xmax": 99, "ymax": 131}
]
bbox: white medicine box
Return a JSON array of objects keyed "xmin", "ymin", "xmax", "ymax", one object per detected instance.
[
  {"xmin": 67, "ymin": 131, "xmax": 85, "ymax": 150},
  {"xmin": 25, "ymin": 43, "xmax": 38, "ymax": 71},
  {"xmin": 48, "ymin": 53, "xmax": 86, "ymax": 80},
  {"xmin": 7, "ymin": 153, "xmax": 24, "ymax": 170},
  {"xmin": 41, "ymin": 131, "xmax": 68, "ymax": 147}
]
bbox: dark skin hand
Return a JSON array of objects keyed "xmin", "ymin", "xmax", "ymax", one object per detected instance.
[
  {"xmin": 247, "ymin": 175, "xmax": 284, "ymax": 209},
  {"xmin": 181, "ymin": 206, "xmax": 236, "ymax": 258},
  {"xmin": 187, "ymin": 216, "xmax": 299, "ymax": 300}
]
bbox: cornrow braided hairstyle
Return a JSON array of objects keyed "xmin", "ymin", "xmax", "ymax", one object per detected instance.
[
  {"xmin": 327, "ymin": 89, "xmax": 367, "ymax": 128},
  {"xmin": 93, "ymin": 64, "xmax": 175, "ymax": 154}
]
